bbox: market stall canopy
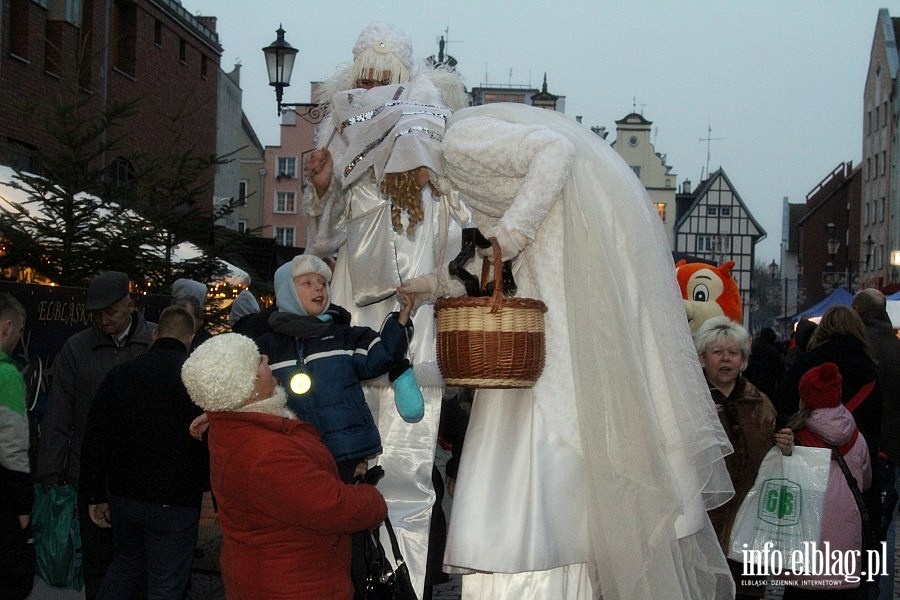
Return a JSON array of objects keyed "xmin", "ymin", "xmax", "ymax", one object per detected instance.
[
  {"xmin": 793, "ymin": 287, "xmax": 853, "ymax": 322},
  {"xmin": 0, "ymin": 165, "xmax": 249, "ymax": 287}
]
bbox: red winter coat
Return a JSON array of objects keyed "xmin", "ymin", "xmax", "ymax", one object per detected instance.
[{"xmin": 207, "ymin": 411, "xmax": 387, "ymax": 599}]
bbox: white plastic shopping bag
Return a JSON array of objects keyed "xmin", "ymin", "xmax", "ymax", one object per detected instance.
[{"xmin": 728, "ymin": 446, "xmax": 830, "ymax": 563}]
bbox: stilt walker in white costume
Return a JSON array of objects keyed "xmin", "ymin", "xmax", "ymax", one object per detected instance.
[
  {"xmin": 303, "ymin": 23, "xmax": 468, "ymax": 598},
  {"xmin": 398, "ymin": 103, "xmax": 738, "ymax": 599}
]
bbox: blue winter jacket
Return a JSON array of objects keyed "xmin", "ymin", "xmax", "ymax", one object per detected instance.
[{"xmin": 256, "ymin": 306, "xmax": 410, "ymax": 464}]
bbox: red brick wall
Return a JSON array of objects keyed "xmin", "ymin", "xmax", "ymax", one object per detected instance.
[{"xmin": 0, "ymin": 0, "xmax": 221, "ymax": 212}]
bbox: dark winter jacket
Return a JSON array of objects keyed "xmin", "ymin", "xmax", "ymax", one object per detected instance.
[
  {"xmin": 79, "ymin": 337, "xmax": 208, "ymax": 508},
  {"xmin": 707, "ymin": 376, "xmax": 778, "ymax": 552},
  {"xmin": 861, "ymin": 317, "xmax": 900, "ymax": 462},
  {"xmin": 256, "ymin": 305, "xmax": 410, "ymax": 463},
  {"xmin": 776, "ymin": 333, "xmax": 881, "ymax": 456},
  {"xmin": 35, "ymin": 311, "xmax": 154, "ymax": 487}
]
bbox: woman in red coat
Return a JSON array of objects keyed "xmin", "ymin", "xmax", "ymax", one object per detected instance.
[{"xmin": 181, "ymin": 333, "xmax": 387, "ymax": 599}]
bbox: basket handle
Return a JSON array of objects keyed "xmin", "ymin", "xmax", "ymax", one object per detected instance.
[{"xmin": 478, "ymin": 237, "xmax": 503, "ymax": 314}]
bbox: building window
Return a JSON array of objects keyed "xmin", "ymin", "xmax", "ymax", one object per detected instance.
[
  {"xmin": 864, "ymin": 202, "xmax": 869, "ymax": 225},
  {"xmin": 45, "ymin": 20, "xmax": 63, "ymax": 74},
  {"xmin": 275, "ymin": 227, "xmax": 295, "ymax": 247},
  {"xmin": 695, "ymin": 234, "xmax": 730, "ymax": 254},
  {"xmin": 9, "ymin": 0, "xmax": 30, "ymax": 60},
  {"xmin": 882, "ymin": 151, "xmax": 887, "ymax": 176},
  {"xmin": 154, "ymin": 20, "xmax": 162, "ymax": 46},
  {"xmin": 6, "ymin": 139, "xmax": 38, "ymax": 173},
  {"xmin": 77, "ymin": 0, "xmax": 94, "ymax": 89},
  {"xmin": 65, "ymin": 0, "xmax": 82, "ymax": 26},
  {"xmin": 237, "ymin": 220, "xmax": 248, "ymax": 234},
  {"xmin": 111, "ymin": 157, "xmax": 135, "ymax": 191},
  {"xmin": 655, "ymin": 203, "xmax": 666, "ymax": 222},
  {"xmin": 720, "ymin": 207, "xmax": 731, "ymax": 216},
  {"xmin": 881, "ymin": 197, "xmax": 886, "ymax": 223},
  {"xmin": 114, "ymin": 0, "xmax": 137, "ymax": 76},
  {"xmin": 238, "ymin": 179, "xmax": 248, "ymax": 205},
  {"xmin": 875, "ymin": 154, "xmax": 880, "ymax": 179},
  {"xmin": 274, "ymin": 191, "xmax": 296, "ymax": 214},
  {"xmin": 201, "ymin": 54, "xmax": 208, "ymax": 79},
  {"xmin": 179, "ymin": 38, "xmax": 186, "ymax": 64},
  {"xmin": 277, "ymin": 156, "xmax": 297, "ymax": 178},
  {"xmin": 706, "ymin": 206, "xmax": 718, "ymax": 216}
]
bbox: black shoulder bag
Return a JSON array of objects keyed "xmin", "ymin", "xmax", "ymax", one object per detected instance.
[{"xmin": 363, "ymin": 515, "xmax": 417, "ymax": 600}]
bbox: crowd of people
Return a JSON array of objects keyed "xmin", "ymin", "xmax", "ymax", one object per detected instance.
[
  {"xmin": 0, "ymin": 19, "xmax": 899, "ymax": 600},
  {"xmin": 713, "ymin": 291, "xmax": 900, "ymax": 600}
]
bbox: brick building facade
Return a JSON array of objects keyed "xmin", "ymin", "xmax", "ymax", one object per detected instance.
[{"xmin": 1, "ymin": 0, "xmax": 221, "ymax": 211}]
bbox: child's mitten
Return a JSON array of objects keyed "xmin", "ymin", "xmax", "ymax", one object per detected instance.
[{"xmin": 389, "ymin": 359, "xmax": 424, "ymax": 423}]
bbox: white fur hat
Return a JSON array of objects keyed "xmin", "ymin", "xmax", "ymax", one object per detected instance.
[
  {"xmin": 351, "ymin": 22, "xmax": 413, "ymax": 86},
  {"xmin": 288, "ymin": 254, "xmax": 332, "ymax": 282},
  {"xmin": 182, "ymin": 333, "xmax": 259, "ymax": 412}
]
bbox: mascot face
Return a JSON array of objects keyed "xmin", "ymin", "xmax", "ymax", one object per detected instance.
[{"xmin": 675, "ymin": 260, "xmax": 742, "ymax": 333}]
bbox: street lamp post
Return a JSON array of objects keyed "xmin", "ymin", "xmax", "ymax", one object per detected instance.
[
  {"xmin": 262, "ymin": 26, "xmax": 325, "ymax": 123},
  {"xmin": 768, "ymin": 259, "xmax": 790, "ymax": 339},
  {"xmin": 262, "ymin": 26, "xmax": 298, "ymax": 116},
  {"xmin": 822, "ymin": 221, "xmax": 847, "ymax": 293}
]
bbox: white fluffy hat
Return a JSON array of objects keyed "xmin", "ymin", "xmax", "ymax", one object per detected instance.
[
  {"xmin": 182, "ymin": 333, "xmax": 260, "ymax": 412},
  {"xmin": 351, "ymin": 22, "xmax": 413, "ymax": 86}
]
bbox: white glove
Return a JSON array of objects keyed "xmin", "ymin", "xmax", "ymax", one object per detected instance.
[
  {"xmin": 481, "ymin": 225, "xmax": 529, "ymax": 261},
  {"xmin": 399, "ymin": 271, "xmax": 466, "ymax": 303},
  {"xmin": 399, "ymin": 273, "xmax": 438, "ymax": 296}
]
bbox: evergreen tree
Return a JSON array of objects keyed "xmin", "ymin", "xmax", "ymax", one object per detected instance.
[{"xmin": 0, "ymin": 64, "xmax": 239, "ymax": 300}]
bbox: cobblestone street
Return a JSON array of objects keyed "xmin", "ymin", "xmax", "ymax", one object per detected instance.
[{"xmin": 26, "ymin": 464, "xmax": 900, "ymax": 600}]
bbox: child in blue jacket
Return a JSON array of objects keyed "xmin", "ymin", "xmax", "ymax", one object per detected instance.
[{"xmin": 256, "ymin": 255, "xmax": 418, "ymax": 482}]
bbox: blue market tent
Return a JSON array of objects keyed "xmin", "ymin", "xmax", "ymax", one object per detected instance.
[{"xmin": 793, "ymin": 287, "xmax": 853, "ymax": 321}]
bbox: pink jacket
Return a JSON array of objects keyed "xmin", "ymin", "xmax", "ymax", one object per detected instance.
[{"xmin": 794, "ymin": 405, "xmax": 871, "ymax": 589}]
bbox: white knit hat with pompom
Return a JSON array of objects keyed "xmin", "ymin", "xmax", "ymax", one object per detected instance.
[{"xmin": 182, "ymin": 333, "xmax": 260, "ymax": 412}]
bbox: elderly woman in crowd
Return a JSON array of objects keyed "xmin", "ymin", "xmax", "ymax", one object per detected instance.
[
  {"xmin": 181, "ymin": 333, "xmax": 387, "ymax": 599},
  {"xmin": 694, "ymin": 317, "xmax": 794, "ymax": 600}
]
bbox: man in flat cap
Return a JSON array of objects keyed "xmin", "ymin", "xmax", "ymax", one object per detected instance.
[{"xmin": 36, "ymin": 271, "xmax": 154, "ymax": 599}]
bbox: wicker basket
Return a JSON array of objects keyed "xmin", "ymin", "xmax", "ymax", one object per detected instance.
[{"xmin": 434, "ymin": 238, "xmax": 547, "ymax": 388}]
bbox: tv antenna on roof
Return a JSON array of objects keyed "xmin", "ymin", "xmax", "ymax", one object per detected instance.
[
  {"xmin": 632, "ymin": 96, "xmax": 646, "ymax": 115},
  {"xmin": 699, "ymin": 124, "xmax": 725, "ymax": 179}
]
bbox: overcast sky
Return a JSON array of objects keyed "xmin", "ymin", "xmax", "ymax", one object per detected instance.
[{"xmin": 184, "ymin": 0, "xmax": 900, "ymax": 266}]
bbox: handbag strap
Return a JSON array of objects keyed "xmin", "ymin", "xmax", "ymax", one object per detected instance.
[
  {"xmin": 845, "ymin": 380, "xmax": 875, "ymax": 414},
  {"xmin": 382, "ymin": 516, "xmax": 406, "ymax": 566},
  {"xmin": 828, "ymin": 444, "xmax": 876, "ymax": 542}
]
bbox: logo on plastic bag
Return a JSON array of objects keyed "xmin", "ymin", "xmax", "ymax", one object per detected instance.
[{"xmin": 758, "ymin": 478, "xmax": 800, "ymax": 526}]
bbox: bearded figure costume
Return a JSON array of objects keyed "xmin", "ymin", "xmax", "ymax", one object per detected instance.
[
  {"xmin": 420, "ymin": 104, "xmax": 736, "ymax": 599},
  {"xmin": 303, "ymin": 23, "xmax": 468, "ymax": 598}
]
